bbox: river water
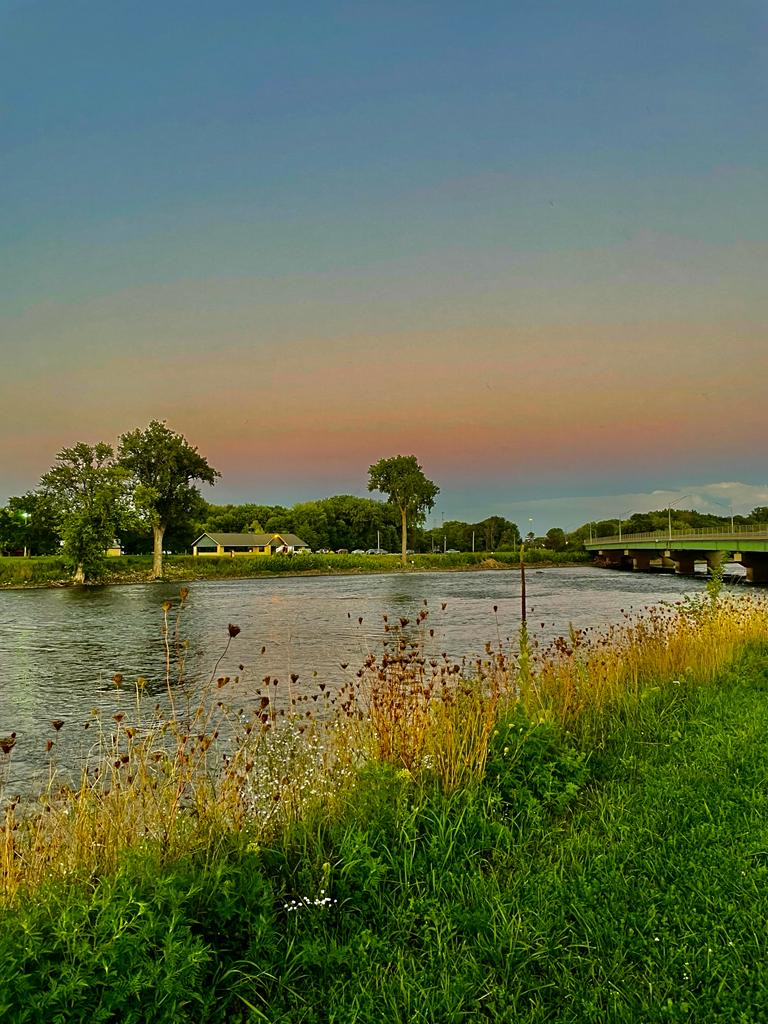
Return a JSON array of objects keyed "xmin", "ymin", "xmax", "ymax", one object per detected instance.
[{"xmin": 0, "ymin": 565, "xmax": 746, "ymax": 793}]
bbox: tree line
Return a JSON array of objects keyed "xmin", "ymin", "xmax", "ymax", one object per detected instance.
[
  {"xmin": 6, "ymin": 424, "xmax": 765, "ymax": 581},
  {"xmin": 0, "ymin": 436, "xmax": 446, "ymax": 579},
  {"xmin": 0, "ymin": 433, "xmax": 523, "ymax": 579}
]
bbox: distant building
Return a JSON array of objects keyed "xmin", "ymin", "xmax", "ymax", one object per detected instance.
[{"xmin": 190, "ymin": 532, "xmax": 311, "ymax": 556}]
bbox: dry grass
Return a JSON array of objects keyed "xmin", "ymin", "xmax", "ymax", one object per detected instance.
[
  {"xmin": 527, "ymin": 592, "xmax": 768, "ymax": 735},
  {"xmin": 2, "ymin": 583, "xmax": 768, "ymax": 899}
]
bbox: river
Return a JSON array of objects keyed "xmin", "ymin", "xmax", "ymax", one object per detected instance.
[{"xmin": 0, "ymin": 565, "xmax": 747, "ymax": 793}]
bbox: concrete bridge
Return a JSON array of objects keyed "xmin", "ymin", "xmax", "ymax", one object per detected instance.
[{"xmin": 584, "ymin": 525, "xmax": 768, "ymax": 583}]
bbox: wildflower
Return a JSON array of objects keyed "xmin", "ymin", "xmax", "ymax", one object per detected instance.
[{"xmin": 0, "ymin": 733, "xmax": 17, "ymax": 754}]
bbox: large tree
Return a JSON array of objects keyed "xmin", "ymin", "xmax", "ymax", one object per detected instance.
[
  {"xmin": 118, "ymin": 421, "xmax": 219, "ymax": 579},
  {"xmin": 368, "ymin": 455, "xmax": 439, "ymax": 565},
  {"xmin": 40, "ymin": 443, "xmax": 128, "ymax": 583}
]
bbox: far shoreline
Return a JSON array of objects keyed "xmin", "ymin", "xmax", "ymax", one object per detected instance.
[{"xmin": 0, "ymin": 551, "xmax": 590, "ymax": 591}]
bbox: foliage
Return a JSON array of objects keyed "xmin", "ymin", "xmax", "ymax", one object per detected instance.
[
  {"xmin": 201, "ymin": 502, "xmax": 276, "ymax": 535},
  {"xmin": 118, "ymin": 421, "xmax": 219, "ymax": 578},
  {"xmin": 39, "ymin": 443, "xmax": 129, "ymax": 583},
  {"xmin": 4, "ymin": 641, "xmax": 768, "ymax": 1020},
  {"xmin": 0, "ymin": 493, "xmax": 61, "ymax": 556},
  {"xmin": 0, "ymin": 844, "xmax": 278, "ymax": 1023},
  {"xmin": 484, "ymin": 705, "xmax": 590, "ymax": 821},
  {"xmin": 544, "ymin": 526, "xmax": 567, "ymax": 551},
  {"xmin": 2, "ymin": 587, "xmax": 768, "ymax": 1020},
  {"xmin": 368, "ymin": 454, "xmax": 439, "ymax": 563},
  {"xmin": 423, "ymin": 514, "xmax": 521, "ymax": 553}
]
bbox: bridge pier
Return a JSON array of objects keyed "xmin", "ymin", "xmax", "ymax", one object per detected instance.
[
  {"xmin": 705, "ymin": 551, "xmax": 726, "ymax": 575},
  {"xmin": 671, "ymin": 553, "xmax": 696, "ymax": 576},
  {"xmin": 632, "ymin": 552, "xmax": 654, "ymax": 572},
  {"xmin": 738, "ymin": 555, "xmax": 768, "ymax": 584}
]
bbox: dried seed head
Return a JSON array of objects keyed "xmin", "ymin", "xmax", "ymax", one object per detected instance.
[{"xmin": 0, "ymin": 733, "xmax": 17, "ymax": 754}]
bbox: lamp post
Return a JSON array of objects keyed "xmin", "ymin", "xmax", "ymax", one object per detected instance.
[
  {"xmin": 709, "ymin": 497, "xmax": 735, "ymax": 533},
  {"xmin": 617, "ymin": 510, "xmax": 633, "ymax": 543},
  {"xmin": 20, "ymin": 511, "xmax": 30, "ymax": 558},
  {"xmin": 667, "ymin": 495, "xmax": 691, "ymax": 545}
]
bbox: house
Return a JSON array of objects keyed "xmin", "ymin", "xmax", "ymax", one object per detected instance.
[{"xmin": 190, "ymin": 532, "xmax": 311, "ymax": 556}]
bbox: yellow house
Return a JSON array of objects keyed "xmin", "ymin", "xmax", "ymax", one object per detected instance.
[{"xmin": 190, "ymin": 532, "xmax": 311, "ymax": 556}]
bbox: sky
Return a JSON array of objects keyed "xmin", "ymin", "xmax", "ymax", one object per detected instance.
[{"xmin": 1, "ymin": 0, "xmax": 766, "ymax": 533}]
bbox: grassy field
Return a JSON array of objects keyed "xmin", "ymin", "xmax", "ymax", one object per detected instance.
[
  {"xmin": 1, "ymin": 586, "xmax": 767, "ymax": 1021},
  {"xmin": 0, "ymin": 548, "xmax": 586, "ymax": 588}
]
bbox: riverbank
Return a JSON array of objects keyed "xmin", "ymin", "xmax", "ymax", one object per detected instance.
[
  {"xmin": 0, "ymin": 548, "xmax": 588, "ymax": 589},
  {"xmin": 2, "ymin": 589, "xmax": 768, "ymax": 1020}
]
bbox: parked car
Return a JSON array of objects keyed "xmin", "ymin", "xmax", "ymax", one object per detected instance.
[
  {"xmin": 336, "ymin": 548, "xmax": 349, "ymax": 555},
  {"xmin": 351, "ymin": 549, "xmax": 365, "ymax": 555}
]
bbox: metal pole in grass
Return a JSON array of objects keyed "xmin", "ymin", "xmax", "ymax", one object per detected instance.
[
  {"xmin": 520, "ymin": 540, "xmax": 527, "ymax": 624},
  {"xmin": 518, "ymin": 538, "xmax": 531, "ymax": 690}
]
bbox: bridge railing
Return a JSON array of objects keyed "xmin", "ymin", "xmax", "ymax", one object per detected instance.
[{"xmin": 588, "ymin": 523, "xmax": 768, "ymax": 546}]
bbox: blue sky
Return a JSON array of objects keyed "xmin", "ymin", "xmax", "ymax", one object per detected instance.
[{"xmin": 1, "ymin": 1, "xmax": 766, "ymax": 530}]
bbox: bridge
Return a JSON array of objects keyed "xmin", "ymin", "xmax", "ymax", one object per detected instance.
[{"xmin": 584, "ymin": 525, "xmax": 768, "ymax": 583}]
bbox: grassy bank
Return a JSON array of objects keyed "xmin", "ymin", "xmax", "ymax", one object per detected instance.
[
  {"xmin": 1, "ymin": 589, "xmax": 767, "ymax": 1021},
  {"xmin": 0, "ymin": 548, "xmax": 586, "ymax": 588}
]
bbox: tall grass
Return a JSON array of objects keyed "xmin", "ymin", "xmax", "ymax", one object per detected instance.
[
  {"xmin": 2, "ymin": 584, "xmax": 767, "ymax": 900},
  {"xmin": 3, "ymin": 585, "xmax": 768, "ymax": 1019},
  {"xmin": 0, "ymin": 594, "xmax": 347, "ymax": 898}
]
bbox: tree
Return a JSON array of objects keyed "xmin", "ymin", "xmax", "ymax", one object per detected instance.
[
  {"xmin": 544, "ymin": 527, "xmax": 566, "ymax": 551},
  {"xmin": 7, "ymin": 492, "xmax": 61, "ymax": 555},
  {"xmin": 118, "ymin": 421, "xmax": 219, "ymax": 579},
  {"xmin": 40, "ymin": 443, "xmax": 128, "ymax": 583},
  {"xmin": 368, "ymin": 455, "xmax": 439, "ymax": 565}
]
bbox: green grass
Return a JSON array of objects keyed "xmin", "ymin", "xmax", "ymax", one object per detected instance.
[
  {"xmin": 0, "ymin": 549, "xmax": 586, "ymax": 588},
  {"xmin": 2, "ymin": 647, "xmax": 768, "ymax": 1021}
]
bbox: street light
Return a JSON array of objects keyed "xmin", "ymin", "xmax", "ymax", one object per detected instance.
[
  {"xmin": 20, "ymin": 511, "xmax": 30, "ymax": 558},
  {"xmin": 667, "ymin": 495, "xmax": 691, "ymax": 545},
  {"xmin": 708, "ymin": 496, "xmax": 735, "ymax": 532},
  {"xmin": 617, "ymin": 510, "xmax": 633, "ymax": 543}
]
